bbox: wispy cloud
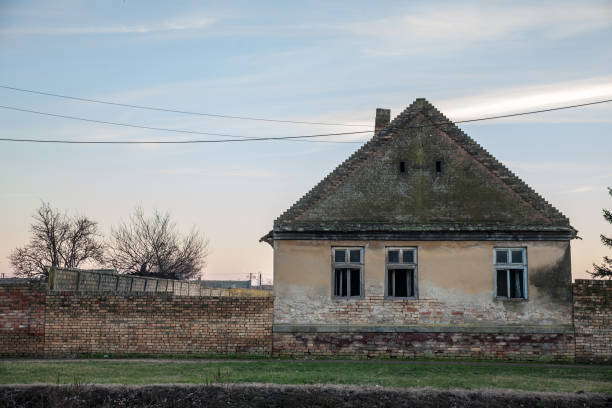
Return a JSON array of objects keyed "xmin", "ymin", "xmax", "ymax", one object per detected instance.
[
  {"xmin": 155, "ymin": 167, "xmax": 277, "ymax": 178},
  {"xmin": 434, "ymin": 75, "xmax": 612, "ymax": 123},
  {"xmin": 343, "ymin": 3, "xmax": 612, "ymax": 55},
  {"xmin": 560, "ymin": 185, "xmax": 605, "ymax": 194},
  {"xmin": 0, "ymin": 14, "xmax": 216, "ymax": 36}
]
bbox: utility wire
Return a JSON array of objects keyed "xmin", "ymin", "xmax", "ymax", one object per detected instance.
[
  {"xmin": 0, "ymin": 98, "xmax": 610, "ymax": 144},
  {"xmin": 0, "ymin": 105, "xmax": 371, "ymax": 143},
  {"xmin": 0, "ymin": 84, "xmax": 372, "ymax": 127}
]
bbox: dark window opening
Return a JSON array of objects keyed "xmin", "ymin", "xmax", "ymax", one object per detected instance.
[
  {"xmin": 334, "ymin": 268, "xmax": 361, "ymax": 297},
  {"xmin": 496, "ymin": 269, "xmax": 508, "ymax": 297},
  {"xmin": 399, "ymin": 161, "xmax": 406, "ymax": 173},
  {"xmin": 388, "ymin": 269, "xmax": 414, "ymax": 298},
  {"xmin": 435, "ymin": 160, "xmax": 442, "ymax": 174},
  {"xmin": 496, "ymin": 268, "xmax": 525, "ymax": 299}
]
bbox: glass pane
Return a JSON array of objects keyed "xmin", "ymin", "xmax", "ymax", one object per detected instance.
[
  {"xmin": 334, "ymin": 249, "xmax": 346, "ymax": 263},
  {"xmin": 388, "ymin": 250, "xmax": 400, "ymax": 263},
  {"xmin": 388, "ymin": 270, "xmax": 394, "ymax": 296},
  {"xmin": 496, "ymin": 269, "xmax": 508, "ymax": 297},
  {"xmin": 509, "ymin": 269, "xmax": 524, "ymax": 298},
  {"xmin": 402, "ymin": 250, "xmax": 415, "ymax": 264},
  {"xmin": 394, "ymin": 269, "xmax": 408, "ymax": 297},
  {"xmin": 495, "ymin": 250, "xmax": 508, "ymax": 264},
  {"xmin": 349, "ymin": 249, "xmax": 361, "ymax": 263},
  {"xmin": 341, "ymin": 269, "xmax": 348, "ymax": 296},
  {"xmin": 334, "ymin": 268, "xmax": 341, "ymax": 296},
  {"xmin": 350, "ymin": 269, "xmax": 360, "ymax": 296},
  {"xmin": 511, "ymin": 250, "xmax": 523, "ymax": 264},
  {"xmin": 408, "ymin": 270, "xmax": 414, "ymax": 297}
]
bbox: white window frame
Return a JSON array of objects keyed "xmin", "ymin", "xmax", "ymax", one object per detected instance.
[
  {"xmin": 331, "ymin": 247, "xmax": 364, "ymax": 299},
  {"xmin": 493, "ymin": 247, "xmax": 528, "ymax": 300},
  {"xmin": 385, "ymin": 247, "xmax": 418, "ymax": 299}
]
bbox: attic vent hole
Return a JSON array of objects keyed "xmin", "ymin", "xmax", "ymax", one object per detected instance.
[
  {"xmin": 436, "ymin": 161, "xmax": 442, "ymax": 174},
  {"xmin": 399, "ymin": 161, "xmax": 406, "ymax": 173}
]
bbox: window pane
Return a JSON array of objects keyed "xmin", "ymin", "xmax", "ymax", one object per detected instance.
[
  {"xmin": 388, "ymin": 270, "xmax": 394, "ymax": 296},
  {"xmin": 408, "ymin": 270, "xmax": 414, "ymax": 297},
  {"xmin": 511, "ymin": 250, "xmax": 523, "ymax": 264},
  {"xmin": 349, "ymin": 249, "xmax": 361, "ymax": 263},
  {"xmin": 334, "ymin": 249, "xmax": 346, "ymax": 263},
  {"xmin": 495, "ymin": 250, "xmax": 508, "ymax": 264},
  {"xmin": 341, "ymin": 269, "xmax": 348, "ymax": 296},
  {"xmin": 394, "ymin": 269, "xmax": 408, "ymax": 297},
  {"xmin": 509, "ymin": 269, "xmax": 524, "ymax": 298},
  {"xmin": 334, "ymin": 268, "xmax": 341, "ymax": 296},
  {"xmin": 496, "ymin": 269, "xmax": 508, "ymax": 297},
  {"xmin": 350, "ymin": 269, "xmax": 360, "ymax": 296},
  {"xmin": 402, "ymin": 250, "xmax": 415, "ymax": 264},
  {"xmin": 388, "ymin": 250, "xmax": 400, "ymax": 263}
]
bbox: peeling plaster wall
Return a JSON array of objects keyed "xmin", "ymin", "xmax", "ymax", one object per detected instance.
[{"xmin": 273, "ymin": 240, "xmax": 572, "ymax": 327}]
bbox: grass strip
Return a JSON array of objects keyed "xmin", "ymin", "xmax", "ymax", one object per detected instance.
[{"xmin": 1, "ymin": 360, "xmax": 611, "ymax": 394}]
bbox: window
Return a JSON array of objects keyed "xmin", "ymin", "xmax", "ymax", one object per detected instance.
[
  {"xmin": 332, "ymin": 247, "xmax": 363, "ymax": 298},
  {"xmin": 435, "ymin": 160, "xmax": 442, "ymax": 174},
  {"xmin": 494, "ymin": 248, "xmax": 527, "ymax": 299},
  {"xmin": 386, "ymin": 247, "xmax": 418, "ymax": 298},
  {"xmin": 399, "ymin": 161, "xmax": 406, "ymax": 173}
]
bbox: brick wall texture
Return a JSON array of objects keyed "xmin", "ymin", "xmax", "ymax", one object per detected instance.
[
  {"xmin": 273, "ymin": 332, "xmax": 574, "ymax": 361},
  {"xmin": 43, "ymin": 293, "xmax": 273, "ymax": 357},
  {"xmin": 0, "ymin": 279, "xmax": 611, "ymax": 361},
  {"xmin": 573, "ymin": 279, "xmax": 612, "ymax": 363},
  {"xmin": 0, "ymin": 281, "xmax": 46, "ymax": 357}
]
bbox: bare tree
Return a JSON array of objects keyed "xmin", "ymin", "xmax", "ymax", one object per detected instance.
[
  {"xmin": 9, "ymin": 202, "xmax": 106, "ymax": 279},
  {"xmin": 108, "ymin": 206, "xmax": 208, "ymax": 280}
]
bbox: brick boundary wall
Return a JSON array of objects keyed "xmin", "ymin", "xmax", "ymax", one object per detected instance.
[
  {"xmin": 272, "ymin": 332, "xmax": 575, "ymax": 361},
  {"xmin": 1, "ymin": 279, "xmax": 611, "ymax": 361},
  {"xmin": 44, "ymin": 293, "xmax": 273, "ymax": 357},
  {"xmin": 0, "ymin": 281, "xmax": 46, "ymax": 357},
  {"xmin": 574, "ymin": 279, "xmax": 612, "ymax": 363}
]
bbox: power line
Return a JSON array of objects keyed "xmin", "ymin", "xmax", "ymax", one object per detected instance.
[
  {"xmin": 0, "ymin": 84, "xmax": 372, "ymax": 127},
  {"xmin": 0, "ymin": 98, "xmax": 610, "ymax": 144},
  {"xmin": 0, "ymin": 105, "xmax": 371, "ymax": 143}
]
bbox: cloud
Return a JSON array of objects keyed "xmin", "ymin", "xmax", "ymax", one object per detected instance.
[
  {"xmin": 155, "ymin": 167, "xmax": 277, "ymax": 178},
  {"xmin": 343, "ymin": 3, "xmax": 612, "ymax": 55},
  {"xmin": 560, "ymin": 186, "xmax": 604, "ymax": 194},
  {"xmin": 0, "ymin": 14, "xmax": 215, "ymax": 36},
  {"xmin": 433, "ymin": 75, "xmax": 612, "ymax": 123}
]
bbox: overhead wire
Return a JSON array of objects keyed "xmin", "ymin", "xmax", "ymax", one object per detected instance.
[
  {"xmin": 0, "ymin": 98, "xmax": 610, "ymax": 144},
  {"xmin": 0, "ymin": 84, "xmax": 372, "ymax": 127}
]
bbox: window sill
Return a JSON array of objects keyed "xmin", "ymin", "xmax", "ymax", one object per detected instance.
[{"xmin": 495, "ymin": 297, "xmax": 529, "ymax": 302}]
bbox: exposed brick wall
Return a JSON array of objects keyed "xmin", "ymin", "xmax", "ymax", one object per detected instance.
[
  {"xmin": 0, "ymin": 281, "xmax": 46, "ymax": 357},
  {"xmin": 273, "ymin": 332, "xmax": 575, "ymax": 361},
  {"xmin": 574, "ymin": 279, "xmax": 612, "ymax": 363},
  {"xmin": 44, "ymin": 293, "xmax": 273, "ymax": 357}
]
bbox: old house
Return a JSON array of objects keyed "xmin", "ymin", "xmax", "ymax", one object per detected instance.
[{"xmin": 262, "ymin": 98, "xmax": 577, "ymax": 360}]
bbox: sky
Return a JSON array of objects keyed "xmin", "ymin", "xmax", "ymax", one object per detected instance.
[{"xmin": 0, "ymin": 0, "xmax": 611, "ymax": 282}]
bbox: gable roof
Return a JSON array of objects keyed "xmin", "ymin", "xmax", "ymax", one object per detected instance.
[{"xmin": 269, "ymin": 98, "xmax": 574, "ymax": 239}]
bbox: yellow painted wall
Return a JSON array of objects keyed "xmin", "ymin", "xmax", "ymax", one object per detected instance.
[{"xmin": 273, "ymin": 240, "xmax": 572, "ymax": 326}]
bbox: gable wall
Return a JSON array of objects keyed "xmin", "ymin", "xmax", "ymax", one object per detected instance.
[{"xmin": 273, "ymin": 239, "xmax": 572, "ymax": 328}]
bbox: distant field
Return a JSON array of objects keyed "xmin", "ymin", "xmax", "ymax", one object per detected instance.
[{"xmin": 1, "ymin": 360, "xmax": 611, "ymax": 394}]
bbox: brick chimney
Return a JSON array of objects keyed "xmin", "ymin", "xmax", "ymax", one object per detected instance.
[{"xmin": 375, "ymin": 108, "xmax": 391, "ymax": 133}]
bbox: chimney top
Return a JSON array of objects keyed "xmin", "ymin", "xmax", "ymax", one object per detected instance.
[{"xmin": 375, "ymin": 108, "xmax": 391, "ymax": 133}]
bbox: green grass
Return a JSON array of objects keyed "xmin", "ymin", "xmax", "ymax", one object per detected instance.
[{"xmin": 1, "ymin": 360, "xmax": 611, "ymax": 394}]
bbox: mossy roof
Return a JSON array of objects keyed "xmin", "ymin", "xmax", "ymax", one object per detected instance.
[{"xmin": 272, "ymin": 99, "xmax": 574, "ymax": 235}]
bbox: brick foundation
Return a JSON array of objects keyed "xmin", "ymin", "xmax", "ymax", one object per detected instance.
[
  {"xmin": 273, "ymin": 332, "xmax": 574, "ymax": 361},
  {"xmin": 0, "ymin": 281, "xmax": 46, "ymax": 357},
  {"xmin": 574, "ymin": 279, "xmax": 612, "ymax": 363}
]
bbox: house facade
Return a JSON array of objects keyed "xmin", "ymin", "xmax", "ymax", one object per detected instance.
[{"xmin": 262, "ymin": 99, "xmax": 576, "ymax": 360}]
